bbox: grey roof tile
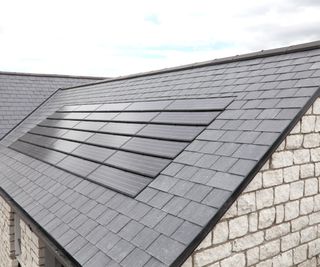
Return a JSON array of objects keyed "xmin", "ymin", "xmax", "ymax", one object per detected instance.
[
  {"xmin": 121, "ymin": 248, "xmax": 151, "ymax": 267},
  {"xmin": 132, "ymin": 227, "xmax": 160, "ymax": 250},
  {"xmin": 108, "ymin": 239, "xmax": 135, "ymax": 263},
  {"xmin": 178, "ymin": 201, "xmax": 217, "ymax": 226},
  {"xmin": 207, "ymin": 171, "xmax": 244, "ymax": 191},
  {"xmin": 172, "ymin": 221, "xmax": 202, "ymax": 245},
  {"xmin": 147, "ymin": 235, "xmax": 185, "ymax": 265},
  {"xmin": 202, "ymin": 188, "xmax": 232, "ymax": 208},
  {"xmin": 84, "ymin": 251, "xmax": 111, "ymax": 267},
  {"xmin": 155, "ymin": 214, "xmax": 184, "ymax": 236},
  {"xmin": 140, "ymin": 208, "xmax": 167, "ymax": 228}
]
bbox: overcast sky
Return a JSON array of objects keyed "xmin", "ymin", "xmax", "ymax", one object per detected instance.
[{"xmin": 1, "ymin": 0, "xmax": 320, "ymax": 77}]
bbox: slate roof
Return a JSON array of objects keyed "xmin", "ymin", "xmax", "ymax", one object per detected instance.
[
  {"xmin": 0, "ymin": 41, "xmax": 320, "ymax": 267},
  {"xmin": 0, "ymin": 71, "xmax": 105, "ymax": 140}
]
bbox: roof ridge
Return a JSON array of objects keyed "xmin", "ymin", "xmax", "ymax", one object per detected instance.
[
  {"xmin": 0, "ymin": 70, "xmax": 106, "ymax": 80},
  {"xmin": 62, "ymin": 40, "xmax": 320, "ymax": 91}
]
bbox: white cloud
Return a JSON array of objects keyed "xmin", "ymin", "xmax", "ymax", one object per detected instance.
[{"xmin": 0, "ymin": 0, "xmax": 319, "ymax": 77}]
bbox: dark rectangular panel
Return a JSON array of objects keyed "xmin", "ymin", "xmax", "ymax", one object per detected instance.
[
  {"xmin": 122, "ymin": 137, "xmax": 187, "ymax": 158},
  {"xmin": 59, "ymin": 105, "xmax": 80, "ymax": 112},
  {"xmin": 97, "ymin": 103, "xmax": 131, "ymax": 111},
  {"xmin": 62, "ymin": 130, "xmax": 93, "ymax": 142},
  {"xmin": 57, "ymin": 156, "xmax": 99, "ymax": 177},
  {"xmin": 72, "ymin": 144, "xmax": 115, "ymax": 162},
  {"xmin": 51, "ymin": 140, "xmax": 80, "ymax": 153},
  {"xmin": 125, "ymin": 100, "xmax": 172, "ymax": 111},
  {"xmin": 20, "ymin": 133, "xmax": 56, "ymax": 146},
  {"xmin": 75, "ymin": 104, "xmax": 102, "ymax": 111},
  {"xmin": 49, "ymin": 113, "xmax": 89, "ymax": 120},
  {"xmin": 85, "ymin": 113, "xmax": 119, "ymax": 121},
  {"xmin": 40, "ymin": 119, "xmax": 79, "ymax": 129},
  {"xmin": 30, "ymin": 126, "xmax": 68, "ymax": 138},
  {"xmin": 11, "ymin": 141, "xmax": 66, "ymax": 165},
  {"xmin": 166, "ymin": 97, "xmax": 233, "ymax": 111},
  {"xmin": 105, "ymin": 151, "xmax": 170, "ymax": 177},
  {"xmin": 113, "ymin": 112, "xmax": 159, "ymax": 123},
  {"xmin": 152, "ymin": 112, "xmax": 219, "ymax": 125},
  {"xmin": 88, "ymin": 165, "xmax": 152, "ymax": 197},
  {"xmin": 86, "ymin": 133, "xmax": 130, "ymax": 148},
  {"xmin": 99, "ymin": 122, "xmax": 145, "ymax": 135},
  {"xmin": 73, "ymin": 121, "xmax": 105, "ymax": 131},
  {"xmin": 64, "ymin": 113, "xmax": 90, "ymax": 120},
  {"xmin": 138, "ymin": 125, "xmax": 204, "ymax": 141}
]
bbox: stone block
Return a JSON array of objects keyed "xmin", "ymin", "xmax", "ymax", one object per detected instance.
[
  {"xmin": 285, "ymin": 200, "xmax": 299, "ymax": 221},
  {"xmin": 286, "ymin": 134, "xmax": 303, "ymax": 149},
  {"xmin": 260, "ymin": 240, "xmax": 280, "ymax": 260},
  {"xmin": 258, "ymin": 207, "xmax": 275, "ymax": 229},
  {"xmin": 271, "ymin": 151, "xmax": 293, "ymax": 168},
  {"xmin": 300, "ymin": 163, "xmax": 314, "ymax": 178},
  {"xmin": 284, "ymin": 166, "xmax": 300, "ymax": 182},
  {"xmin": 294, "ymin": 149, "xmax": 311, "ymax": 164},
  {"xmin": 301, "ymin": 115, "xmax": 316, "ymax": 133},
  {"xmin": 281, "ymin": 232, "xmax": 300, "ymax": 251},
  {"xmin": 304, "ymin": 178, "xmax": 318, "ymax": 196},
  {"xmin": 212, "ymin": 221, "xmax": 228, "ymax": 245},
  {"xmin": 263, "ymin": 169, "xmax": 283, "ymax": 187},
  {"xmin": 194, "ymin": 242, "xmax": 231, "ymax": 266},
  {"xmin": 229, "ymin": 216, "xmax": 248, "ymax": 239},
  {"xmin": 256, "ymin": 188, "xmax": 274, "ymax": 210},
  {"xmin": 220, "ymin": 253, "xmax": 245, "ymax": 267},
  {"xmin": 290, "ymin": 181, "xmax": 304, "ymax": 200},
  {"xmin": 275, "ymin": 184, "xmax": 290, "ymax": 204},
  {"xmin": 293, "ymin": 244, "xmax": 308, "ymax": 265}
]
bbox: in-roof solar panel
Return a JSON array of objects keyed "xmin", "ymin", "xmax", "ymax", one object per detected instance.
[
  {"xmin": 125, "ymin": 100, "xmax": 172, "ymax": 111},
  {"xmin": 85, "ymin": 112, "xmax": 119, "ymax": 121},
  {"xmin": 57, "ymin": 156, "xmax": 99, "ymax": 177},
  {"xmin": 105, "ymin": 151, "xmax": 170, "ymax": 177},
  {"xmin": 51, "ymin": 140, "xmax": 80, "ymax": 153},
  {"xmin": 122, "ymin": 137, "xmax": 187, "ymax": 158},
  {"xmin": 10, "ymin": 97, "xmax": 226, "ymax": 197},
  {"xmin": 72, "ymin": 144, "xmax": 115, "ymax": 162},
  {"xmin": 40, "ymin": 119, "xmax": 79, "ymax": 129},
  {"xmin": 73, "ymin": 121, "xmax": 105, "ymax": 131},
  {"xmin": 86, "ymin": 133, "xmax": 130, "ymax": 148},
  {"xmin": 31, "ymin": 126, "xmax": 68, "ymax": 137},
  {"xmin": 113, "ymin": 112, "xmax": 159, "ymax": 123},
  {"xmin": 62, "ymin": 130, "xmax": 93, "ymax": 142},
  {"xmin": 137, "ymin": 125, "xmax": 204, "ymax": 141},
  {"xmin": 88, "ymin": 165, "xmax": 152, "ymax": 196},
  {"xmin": 152, "ymin": 111, "xmax": 219, "ymax": 125},
  {"xmin": 96, "ymin": 102, "xmax": 131, "ymax": 111},
  {"xmin": 100, "ymin": 122, "xmax": 145, "ymax": 135}
]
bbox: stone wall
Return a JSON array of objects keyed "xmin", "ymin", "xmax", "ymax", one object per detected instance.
[
  {"xmin": 0, "ymin": 194, "xmax": 46, "ymax": 267},
  {"xmin": 18, "ymin": 220, "xmax": 45, "ymax": 267},
  {"xmin": 0, "ymin": 195, "xmax": 16, "ymax": 267},
  {"xmin": 183, "ymin": 98, "xmax": 320, "ymax": 267}
]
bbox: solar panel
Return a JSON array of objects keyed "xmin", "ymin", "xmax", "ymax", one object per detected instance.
[
  {"xmin": 122, "ymin": 137, "xmax": 187, "ymax": 158},
  {"xmin": 10, "ymin": 97, "xmax": 229, "ymax": 197}
]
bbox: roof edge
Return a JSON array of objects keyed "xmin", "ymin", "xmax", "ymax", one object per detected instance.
[
  {"xmin": 0, "ymin": 70, "xmax": 106, "ymax": 80},
  {"xmin": 62, "ymin": 40, "xmax": 320, "ymax": 90},
  {"xmin": 172, "ymin": 86, "xmax": 320, "ymax": 266}
]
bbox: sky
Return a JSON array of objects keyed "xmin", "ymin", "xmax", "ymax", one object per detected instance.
[{"xmin": 0, "ymin": 0, "xmax": 320, "ymax": 77}]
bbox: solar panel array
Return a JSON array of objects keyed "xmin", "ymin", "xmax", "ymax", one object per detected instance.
[{"xmin": 10, "ymin": 98, "xmax": 232, "ymax": 197}]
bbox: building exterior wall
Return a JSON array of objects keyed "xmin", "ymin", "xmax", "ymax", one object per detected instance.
[
  {"xmin": 183, "ymin": 98, "xmax": 320, "ymax": 267},
  {"xmin": 18, "ymin": 220, "xmax": 45, "ymax": 267},
  {"xmin": 0, "ymin": 195, "xmax": 48, "ymax": 267},
  {"xmin": 0, "ymin": 195, "xmax": 16, "ymax": 267}
]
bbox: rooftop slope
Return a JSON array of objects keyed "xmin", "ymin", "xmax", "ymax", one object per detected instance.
[
  {"xmin": 0, "ymin": 41, "xmax": 320, "ymax": 267},
  {"xmin": 0, "ymin": 71, "xmax": 105, "ymax": 140}
]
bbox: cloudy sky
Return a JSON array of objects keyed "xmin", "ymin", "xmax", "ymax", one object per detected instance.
[{"xmin": 0, "ymin": 0, "xmax": 320, "ymax": 77}]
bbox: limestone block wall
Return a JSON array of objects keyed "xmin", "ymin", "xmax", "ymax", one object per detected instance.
[
  {"xmin": 0, "ymin": 195, "xmax": 16, "ymax": 267},
  {"xmin": 18, "ymin": 220, "xmax": 45, "ymax": 267},
  {"xmin": 183, "ymin": 98, "xmax": 320, "ymax": 267}
]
